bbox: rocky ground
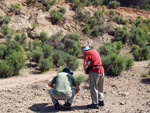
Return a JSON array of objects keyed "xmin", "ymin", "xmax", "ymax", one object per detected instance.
[{"xmin": 0, "ymin": 60, "xmax": 150, "ymax": 113}]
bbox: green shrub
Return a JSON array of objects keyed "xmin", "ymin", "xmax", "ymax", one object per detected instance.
[
  {"xmin": 142, "ymin": 47, "xmax": 150, "ymax": 60},
  {"xmin": 42, "ymin": 44, "xmax": 52, "ymax": 58},
  {"xmin": 0, "ymin": 24, "xmax": 11, "ymax": 36},
  {"xmin": 73, "ymin": 0, "xmax": 81, "ymax": 9},
  {"xmin": 32, "ymin": 39, "xmax": 42, "ymax": 49},
  {"xmin": 131, "ymin": 46, "xmax": 150, "ymax": 61},
  {"xmin": 5, "ymin": 41, "xmax": 24, "ymax": 57},
  {"xmin": 50, "ymin": 8, "xmax": 66, "ymax": 24},
  {"xmin": 114, "ymin": 27, "xmax": 130, "ymax": 44},
  {"xmin": 59, "ymin": 7, "xmax": 66, "ymax": 14},
  {"xmin": 42, "ymin": 0, "xmax": 56, "ymax": 11},
  {"xmin": 32, "ymin": 49, "xmax": 44, "ymax": 63},
  {"xmin": 124, "ymin": 56, "xmax": 134, "ymax": 69},
  {"xmin": 109, "ymin": 1, "xmax": 120, "ymax": 9},
  {"xmin": 101, "ymin": 53, "xmax": 118, "ymax": 72},
  {"xmin": 111, "ymin": 56, "xmax": 126, "ymax": 75},
  {"xmin": 61, "ymin": 38, "xmax": 81, "ymax": 57},
  {"xmin": 52, "ymin": 50, "xmax": 66, "ymax": 67},
  {"xmin": 75, "ymin": 74, "xmax": 85, "ymax": 85},
  {"xmin": 0, "ymin": 60, "xmax": 14, "ymax": 78},
  {"xmin": 91, "ymin": 25, "xmax": 105, "ymax": 36},
  {"xmin": 31, "ymin": 22, "xmax": 38, "ymax": 28},
  {"xmin": 64, "ymin": 33, "xmax": 80, "ymax": 41},
  {"xmin": 47, "ymin": 32, "xmax": 63, "ymax": 49},
  {"xmin": 39, "ymin": 31, "xmax": 48, "ymax": 42},
  {"xmin": 0, "ymin": 15, "xmax": 11, "ymax": 25},
  {"xmin": 109, "ymin": 10, "xmax": 116, "ymax": 16},
  {"xmin": 65, "ymin": 54, "xmax": 79, "ymax": 71},
  {"xmin": 98, "ymin": 42, "xmax": 123, "ymax": 56},
  {"xmin": 6, "ymin": 51, "xmax": 26, "ymax": 75},
  {"xmin": 0, "ymin": 44, "xmax": 7, "ymax": 59},
  {"xmin": 38, "ymin": 58, "xmax": 53, "ymax": 72},
  {"xmin": 11, "ymin": 3, "xmax": 21, "ymax": 14},
  {"xmin": 26, "ymin": 51, "xmax": 32, "ymax": 61},
  {"xmin": 142, "ymin": 72, "xmax": 149, "ymax": 77},
  {"xmin": 14, "ymin": 33, "xmax": 27, "ymax": 49}
]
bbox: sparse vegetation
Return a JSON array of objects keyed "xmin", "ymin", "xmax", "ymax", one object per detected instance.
[
  {"xmin": 11, "ymin": 3, "xmax": 21, "ymax": 14},
  {"xmin": 75, "ymin": 74, "xmax": 85, "ymax": 85}
]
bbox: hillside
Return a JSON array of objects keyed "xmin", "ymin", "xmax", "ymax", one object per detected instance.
[{"xmin": 0, "ymin": 0, "xmax": 150, "ymax": 113}]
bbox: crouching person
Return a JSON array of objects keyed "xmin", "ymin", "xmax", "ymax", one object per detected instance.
[{"xmin": 48, "ymin": 68, "xmax": 80, "ymax": 110}]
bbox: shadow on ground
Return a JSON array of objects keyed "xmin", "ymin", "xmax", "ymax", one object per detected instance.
[
  {"xmin": 141, "ymin": 78, "xmax": 150, "ymax": 84},
  {"xmin": 29, "ymin": 103, "xmax": 88, "ymax": 113}
]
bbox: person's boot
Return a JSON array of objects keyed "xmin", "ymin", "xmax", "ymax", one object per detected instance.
[
  {"xmin": 64, "ymin": 102, "xmax": 71, "ymax": 110},
  {"xmin": 54, "ymin": 103, "xmax": 61, "ymax": 110},
  {"xmin": 98, "ymin": 100, "xmax": 104, "ymax": 106},
  {"xmin": 87, "ymin": 104, "xmax": 99, "ymax": 109}
]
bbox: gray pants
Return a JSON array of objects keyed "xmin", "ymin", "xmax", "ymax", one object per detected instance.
[
  {"xmin": 89, "ymin": 71, "xmax": 104, "ymax": 104},
  {"xmin": 49, "ymin": 88, "xmax": 76, "ymax": 105}
]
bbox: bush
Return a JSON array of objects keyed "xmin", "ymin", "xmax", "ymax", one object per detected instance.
[
  {"xmin": 124, "ymin": 56, "xmax": 134, "ymax": 69},
  {"xmin": 32, "ymin": 39, "xmax": 42, "ymax": 49},
  {"xmin": 39, "ymin": 31, "xmax": 48, "ymax": 42},
  {"xmin": 0, "ymin": 24, "xmax": 11, "ymax": 36},
  {"xmin": 114, "ymin": 27, "xmax": 130, "ymax": 44},
  {"xmin": 14, "ymin": 33, "xmax": 27, "ymax": 49},
  {"xmin": 91, "ymin": 25, "xmax": 105, "ymax": 36},
  {"xmin": 41, "ymin": 0, "xmax": 56, "ymax": 11},
  {"xmin": 50, "ymin": 8, "xmax": 66, "ymax": 24},
  {"xmin": 111, "ymin": 56, "xmax": 126, "ymax": 75},
  {"xmin": 0, "ymin": 15, "xmax": 11, "ymax": 25},
  {"xmin": 75, "ymin": 74, "xmax": 85, "ymax": 85},
  {"xmin": 131, "ymin": 46, "xmax": 150, "ymax": 61},
  {"xmin": 0, "ymin": 44, "xmax": 7, "ymax": 59},
  {"xmin": 64, "ymin": 33, "xmax": 80, "ymax": 41},
  {"xmin": 52, "ymin": 50, "xmax": 66, "ymax": 67},
  {"xmin": 5, "ymin": 41, "xmax": 24, "ymax": 57},
  {"xmin": 61, "ymin": 38, "xmax": 81, "ymax": 57},
  {"xmin": 101, "ymin": 53, "xmax": 118, "ymax": 72},
  {"xmin": 32, "ymin": 49, "xmax": 44, "ymax": 63},
  {"xmin": 98, "ymin": 42, "xmax": 123, "ymax": 56},
  {"xmin": 0, "ymin": 60, "xmax": 14, "ymax": 78},
  {"xmin": 38, "ymin": 58, "xmax": 53, "ymax": 72},
  {"xmin": 6, "ymin": 51, "xmax": 26, "ymax": 75},
  {"xmin": 65, "ymin": 54, "xmax": 79, "ymax": 71},
  {"xmin": 11, "ymin": 3, "xmax": 21, "ymax": 14},
  {"xmin": 109, "ymin": 1, "xmax": 120, "ymax": 9},
  {"xmin": 42, "ymin": 44, "xmax": 52, "ymax": 58}
]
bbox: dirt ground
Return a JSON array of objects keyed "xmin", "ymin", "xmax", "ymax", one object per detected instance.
[{"xmin": 0, "ymin": 59, "xmax": 150, "ymax": 113}]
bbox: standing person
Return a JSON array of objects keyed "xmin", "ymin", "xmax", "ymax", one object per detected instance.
[
  {"xmin": 81, "ymin": 46, "xmax": 105, "ymax": 109},
  {"xmin": 48, "ymin": 68, "xmax": 80, "ymax": 110}
]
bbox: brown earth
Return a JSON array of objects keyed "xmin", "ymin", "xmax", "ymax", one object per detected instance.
[
  {"xmin": 0, "ymin": 59, "xmax": 150, "ymax": 113},
  {"xmin": 0, "ymin": 1, "xmax": 150, "ymax": 113}
]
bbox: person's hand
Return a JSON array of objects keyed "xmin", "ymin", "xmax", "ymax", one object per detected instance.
[{"xmin": 75, "ymin": 85, "xmax": 80, "ymax": 94}]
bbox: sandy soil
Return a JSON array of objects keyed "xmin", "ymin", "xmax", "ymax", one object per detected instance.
[{"xmin": 0, "ymin": 60, "xmax": 150, "ymax": 113}]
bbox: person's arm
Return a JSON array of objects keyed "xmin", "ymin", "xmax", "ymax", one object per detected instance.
[
  {"xmin": 48, "ymin": 82, "xmax": 54, "ymax": 88},
  {"xmin": 75, "ymin": 85, "xmax": 80, "ymax": 95},
  {"xmin": 83, "ymin": 60, "xmax": 88, "ymax": 74}
]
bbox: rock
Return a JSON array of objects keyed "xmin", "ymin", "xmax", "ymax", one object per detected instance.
[
  {"xmin": 120, "ymin": 102, "xmax": 126, "ymax": 105},
  {"xmin": 28, "ymin": 25, "xmax": 64, "ymax": 39},
  {"xmin": 119, "ymin": 92, "xmax": 129, "ymax": 97}
]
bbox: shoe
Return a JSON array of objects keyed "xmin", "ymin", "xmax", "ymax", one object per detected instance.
[
  {"xmin": 87, "ymin": 104, "xmax": 99, "ymax": 109},
  {"xmin": 54, "ymin": 103, "xmax": 61, "ymax": 110},
  {"xmin": 98, "ymin": 101, "xmax": 104, "ymax": 106},
  {"xmin": 64, "ymin": 102, "xmax": 71, "ymax": 110}
]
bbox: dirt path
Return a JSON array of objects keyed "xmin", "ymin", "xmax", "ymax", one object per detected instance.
[{"xmin": 0, "ymin": 60, "xmax": 150, "ymax": 113}]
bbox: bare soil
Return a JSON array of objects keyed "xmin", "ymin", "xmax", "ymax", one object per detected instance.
[{"xmin": 0, "ymin": 60, "xmax": 150, "ymax": 113}]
